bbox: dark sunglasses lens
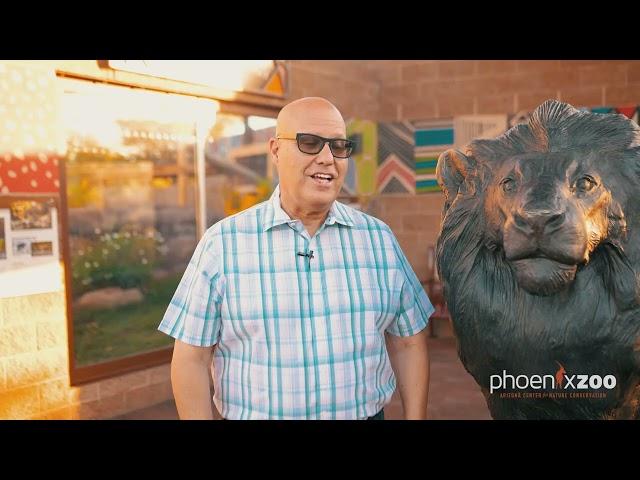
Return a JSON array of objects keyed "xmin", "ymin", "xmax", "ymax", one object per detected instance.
[
  {"xmin": 297, "ymin": 134, "xmax": 324, "ymax": 154},
  {"xmin": 330, "ymin": 140, "xmax": 354, "ymax": 158}
]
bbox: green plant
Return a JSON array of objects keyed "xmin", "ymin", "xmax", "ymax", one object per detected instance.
[{"xmin": 71, "ymin": 228, "xmax": 166, "ymax": 298}]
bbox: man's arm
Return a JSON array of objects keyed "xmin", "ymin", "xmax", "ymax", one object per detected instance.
[
  {"xmin": 385, "ymin": 328, "xmax": 430, "ymax": 420},
  {"xmin": 171, "ymin": 339, "xmax": 215, "ymax": 419}
]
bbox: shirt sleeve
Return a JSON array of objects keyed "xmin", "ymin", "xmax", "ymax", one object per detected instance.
[
  {"xmin": 158, "ymin": 230, "xmax": 225, "ymax": 346},
  {"xmin": 385, "ymin": 233, "xmax": 435, "ymax": 337}
]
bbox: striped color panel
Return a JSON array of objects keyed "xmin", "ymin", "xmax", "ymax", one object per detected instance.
[{"xmin": 414, "ymin": 125, "xmax": 453, "ymax": 193}]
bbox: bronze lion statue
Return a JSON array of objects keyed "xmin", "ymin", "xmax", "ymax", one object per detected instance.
[{"xmin": 436, "ymin": 100, "xmax": 640, "ymax": 419}]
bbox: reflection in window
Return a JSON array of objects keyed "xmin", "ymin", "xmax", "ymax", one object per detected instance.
[
  {"xmin": 204, "ymin": 113, "xmax": 276, "ymax": 226},
  {"xmin": 61, "ymin": 79, "xmax": 216, "ymax": 367}
]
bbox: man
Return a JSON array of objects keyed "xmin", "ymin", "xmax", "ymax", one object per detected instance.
[{"xmin": 159, "ymin": 97, "xmax": 434, "ymax": 420}]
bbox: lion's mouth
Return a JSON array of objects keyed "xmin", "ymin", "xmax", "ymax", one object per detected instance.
[{"xmin": 510, "ymin": 256, "xmax": 578, "ymax": 296}]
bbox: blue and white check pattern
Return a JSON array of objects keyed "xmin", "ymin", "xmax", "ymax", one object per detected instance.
[{"xmin": 159, "ymin": 185, "xmax": 434, "ymax": 419}]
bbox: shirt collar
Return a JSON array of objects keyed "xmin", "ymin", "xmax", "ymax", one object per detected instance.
[{"xmin": 263, "ymin": 184, "xmax": 355, "ymax": 232}]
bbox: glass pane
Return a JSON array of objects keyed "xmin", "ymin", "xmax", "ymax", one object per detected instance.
[
  {"xmin": 60, "ymin": 79, "xmax": 215, "ymax": 367},
  {"xmin": 204, "ymin": 113, "xmax": 276, "ymax": 226}
]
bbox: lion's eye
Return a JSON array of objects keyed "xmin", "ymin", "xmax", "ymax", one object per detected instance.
[
  {"xmin": 575, "ymin": 176, "xmax": 597, "ymax": 192},
  {"xmin": 501, "ymin": 178, "xmax": 516, "ymax": 193}
]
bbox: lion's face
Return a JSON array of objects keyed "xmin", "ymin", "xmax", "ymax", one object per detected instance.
[
  {"xmin": 483, "ymin": 150, "xmax": 616, "ymax": 295},
  {"xmin": 437, "ymin": 100, "xmax": 639, "ymax": 299}
]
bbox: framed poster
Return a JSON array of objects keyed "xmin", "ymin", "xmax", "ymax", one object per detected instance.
[{"xmin": 0, "ymin": 195, "xmax": 62, "ymax": 298}]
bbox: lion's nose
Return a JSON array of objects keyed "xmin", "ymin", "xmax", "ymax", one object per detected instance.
[{"xmin": 513, "ymin": 209, "xmax": 566, "ymax": 235}]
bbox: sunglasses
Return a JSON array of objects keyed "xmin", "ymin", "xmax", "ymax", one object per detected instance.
[{"xmin": 277, "ymin": 133, "xmax": 355, "ymax": 159}]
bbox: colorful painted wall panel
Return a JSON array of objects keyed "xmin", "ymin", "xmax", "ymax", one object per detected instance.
[
  {"xmin": 414, "ymin": 121, "xmax": 454, "ymax": 193},
  {"xmin": 615, "ymin": 106, "xmax": 639, "ymax": 123},
  {"xmin": 346, "ymin": 119, "xmax": 378, "ymax": 196},
  {"xmin": 350, "ymin": 105, "xmax": 640, "ymax": 197},
  {"xmin": 377, "ymin": 122, "xmax": 415, "ymax": 194}
]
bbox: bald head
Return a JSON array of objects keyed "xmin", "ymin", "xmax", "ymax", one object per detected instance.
[
  {"xmin": 276, "ymin": 97, "xmax": 345, "ymax": 138},
  {"xmin": 268, "ymin": 96, "xmax": 349, "ymax": 224}
]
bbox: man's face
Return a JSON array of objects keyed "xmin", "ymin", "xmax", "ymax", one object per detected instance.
[{"xmin": 271, "ymin": 104, "xmax": 349, "ymax": 212}]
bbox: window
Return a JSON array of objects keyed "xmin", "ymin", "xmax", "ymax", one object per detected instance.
[
  {"xmin": 60, "ymin": 79, "xmax": 217, "ymax": 382},
  {"xmin": 60, "ymin": 79, "xmax": 279, "ymax": 383}
]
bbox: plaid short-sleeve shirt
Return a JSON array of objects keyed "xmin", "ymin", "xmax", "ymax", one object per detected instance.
[{"xmin": 159, "ymin": 185, "xmax": 434, "ymax": 419}]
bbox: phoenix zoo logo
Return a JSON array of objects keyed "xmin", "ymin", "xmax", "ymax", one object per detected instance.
[{"xmin": 489, "ymin": 362, "xmax": 617, "ymax": 400}]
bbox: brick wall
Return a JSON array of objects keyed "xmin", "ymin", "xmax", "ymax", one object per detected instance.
[
  {"xmin": 288, "ymin": 60, "xmax": 380, "ymax": 120},
  {"xmin": 367, "ymin": 60, "xmax": 640, "ymax": 121},
  {"xmin": 364, "ymin": 194, "xmax": 445, "ymax": 282},
  {"xmin": 290, "ymin": 59, "xmax": 640, "ymax": 122},
  {"xmin": 0, "ymin": 291, "xmax": 172, "ymax": 419}
]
